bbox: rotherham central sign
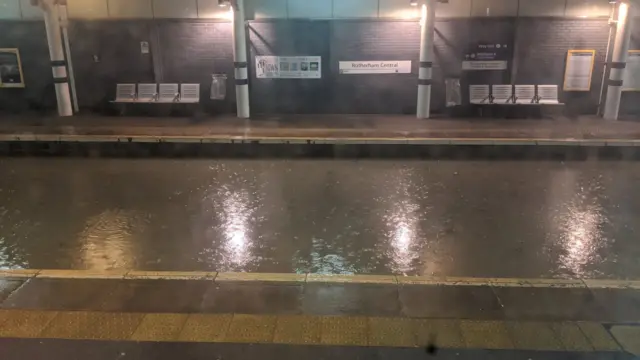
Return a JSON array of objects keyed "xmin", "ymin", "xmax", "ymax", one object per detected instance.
[{"xmin": 339, "ymin": 61, "xmax": 412, "ymax": 74}]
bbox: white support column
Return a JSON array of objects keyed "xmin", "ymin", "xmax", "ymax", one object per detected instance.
[
  {"xmin": 417, "ymin": 0, "xmax": 436, "ymax": 119},
  {"xmin": 232, "ymin": 0, "xmax": 250, "ymax": 119},
  {"xmin": 41, "ymin": 0, "xmax": 73, "ymax": 117},
  {"xmin": 604, "ymin": 1, "xmax": 633, "ymax": 120},
  {"xmin": 59, "ymin": 4, "xmax": 78, "ymax": 113}
]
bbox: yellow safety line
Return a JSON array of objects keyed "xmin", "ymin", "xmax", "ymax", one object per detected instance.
[
  {"xmin": 0, "ymin": 309, "xmax": 633, "ymax": 353},
  {"xmin": 2, "ymin": 269, "xmax": 640, "ymax": 289}
]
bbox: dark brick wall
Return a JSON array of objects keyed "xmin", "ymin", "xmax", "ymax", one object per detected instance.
[
  {"xmin": 248, "ymin": 21, "xmax": 332, "ymax": 114},
  {"xmin": 0, "ymin": 21, "xmax": 54, "ymax": 113},
  {"xmin": 513, "ymin": 18, "xmax": 609, "ymax": 114},
  {"xmin": 68, "ymin": 21, "xmax": 154, "ymax": 110},
  {"xmin": 329, "ymin": 21, "xmax": 420, "ymax": 114},
  {"xmin": 157, "ymin": 21, "xmax": 235, "ymax": 113}
]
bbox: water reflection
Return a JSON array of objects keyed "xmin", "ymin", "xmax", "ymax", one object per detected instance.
[
  {"xmin": 77, "ymin": 209, "xmax": 146, "ymax": 270},
  {"xmin": 220, "ymin": 189, "xmax": 252, "ymax": 268}
]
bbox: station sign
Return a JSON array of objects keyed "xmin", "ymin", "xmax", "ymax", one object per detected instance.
[
  {"xmin": 256, "ymin": 56, "xmax": 321, "ymax": 79},
  {"xmin": 462, "ymin": 43, "xmax": 509, "ymax": 71},
  {"xmin": 339, "ymin": 61, "xmax": 412, "ymax": 74}
]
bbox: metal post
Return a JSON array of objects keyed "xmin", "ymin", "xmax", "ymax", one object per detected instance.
[
  {"xmin": 40, "ymin": 0, "xmax": 73, "ymax": 116},
  {"xmin": 417, "ymin": 0, "xmax": 436, "ymax": 119},
  {"xmin": 604, "ymin": 1, "xmax": 633, "ymax": 120},
  {"xmin": 59, "ymin": 4, "xmax": 78, "ymax": 113},
  {"xmin": 232, "ymin": 0, "xmax": 250, "ymax": 118}
]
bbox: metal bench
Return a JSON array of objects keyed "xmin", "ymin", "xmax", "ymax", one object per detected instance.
[
  {"xmin": 537, "ymin": 85, "xmax": 560, "ymax": 104},
  {"xmin": 492, "ymin": 85, "xmax": 515, "ymax": 104},
  {"xmin": 113, "ymin": 84, "xmax": 136, "ymax": 103},
  {"xmin": 470, "ymin": 85, "xmax": 491, "ymax": 104},
  {"xmin": 158, "ymin": 83, "xmax": 180, "ymax": 103},
  {"xmin": 180, "ymin": 84, "xmax": 200, "ymax": 103},
  {"xmin": 137, "ymin": 83, "xmax": 158, "ymax": 102},
  {"xmin": 515, "ymin": 85, "xmax": 536, "ymax": 104}
]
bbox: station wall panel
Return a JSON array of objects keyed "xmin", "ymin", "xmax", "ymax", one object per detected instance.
[
  {"xmin": 333, "ymin": 0, "xmax": 378, "ymax": 18},
  {"xmin": 565, "ymin": 0, "xmax": 610, "ymax": 18},
  {"xmin": 246, "ymin": 0, "xmax": 287, "ymax": 19},
  {"xmin": 108, "ymin": 0, "xmax": 153, "ymax": 19},
  {"xmin": 437, "ymin": 0, "xmax": 471, "ymax": 18},
  {"xmin": 518, "ymin": 0, "xmax": 566, "ymax": 17},
  {"xmin": 197, "ymin": 0, "xmax": 233, "ymax": 19},
  {"xmin": 152, "ymin": 0, "xmax": 198, "ymax": 18},
  {"xmin": 471, "ymin": 0, "xmax": 518, "ymax": 17},
  {"xmin": 288, "ymin": 0, "xmax": 332, "ymax": 18},
  {"xmin": 67, "ymin": 0, "xmax": 109, "ymax": 19},
  {"xmin": 379, "ymin": 0, "xmax": 419, "ymax": 19},
  {"xmin": 19, "ymin": 0, "xmax": 43, "ymax": 19},
  {"xmin": 0, "ymin": 0, "xmax": 21, "ymax": 19}
]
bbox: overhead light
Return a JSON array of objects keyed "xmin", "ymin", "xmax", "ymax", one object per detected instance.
[
  {"xmin": 410, "ymin": 0, "xmax": 418, "ymax": 6},
  {"xmin": 218, "ymin": 0, "xmax": 230, "ymax": 7}
]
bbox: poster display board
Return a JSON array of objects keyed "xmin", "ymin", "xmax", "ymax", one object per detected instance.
[
  {"xmin": 256, "ymin": 56, "xmax": 321, "ymax": 79},
  {"xmin": 462, "ymin": 43, "xmax": 510, "ymax": 71},
  {"xmin": 623, "ymin": 50, "xmax": 640, "ymax": 91},
  {"xmin": 339, "ymin": 61, "xmax": 412, "ymax": 74},
  {"xmin": 0, "ymin": 48, "xmax": 25, "ymax": 88},
  {"xmin": 563, "ymin": 50, "xmax": 595, "ymax": 91}
]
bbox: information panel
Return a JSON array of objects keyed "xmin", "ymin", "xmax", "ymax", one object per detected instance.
[
  {"xmin": 339, "ymin": 61, "xmax": 412, "ymax": 74},
  {"xmin": 623, "ymin": 50, "xmax": 640, "ymax": 91},
  {"xmin": 256, "ymin": 56, "xmax": 321, "ymax": 79},
  {"xmin": 563, "ymin": 50, "xmax": 595, "ymax": 91},
  {"xmin": 0, "ymin": 48, "xmax": 25, "ymax": 88},
  {"xmin": 462, "ymin": 43, "xmax": 510, "ymax": 71}
]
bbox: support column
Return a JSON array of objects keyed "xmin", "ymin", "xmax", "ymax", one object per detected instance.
[
  {"xmin": 604, "ymin": 1, "xmax": 633, "ymax": 120},
  {"xmin": 41, "ymin": 0, "xmax": 73, "ymax": 117},
  {"xmin": 417, "ymin": 0, "xmax": 436, "ymax": 119},
  {"xmin": 59, "ymin": 4, "xmax": 78, "ymax": 113},
  {"xmin": 232, "ymin": 0, "xmax": 250, "ymax": 119}
]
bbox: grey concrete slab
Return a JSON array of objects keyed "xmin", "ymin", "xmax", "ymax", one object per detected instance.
[
  {"xmin": 97, "ymin": 279, "xmax": 209, "ymax": 313},
  {"xmin": 199, "ymin": 282, "xmax": 303, "ymax": 314},
  {"xmin": 590, "ymin": 289, "xmax": 640, "ymax": 322},
  {"xmin": 493, "ymin": 287, "xmax": 609, "ymax": 321},
  {"xmin": 1, "ymin": 278, "xmax": 116, "ymax": 311},
  {"xmin": 301, "ymin": 283, "xmax": 400, "ymax": 317},
  {"xmin": 399, "ymin": 285, "xmax": 505, "ymax": 320},
  {"xmin": 0, "ymin": 279, "xmax": 23, "ymax": 302}
]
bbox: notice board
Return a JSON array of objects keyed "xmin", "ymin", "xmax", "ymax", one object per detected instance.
[
  {"xmin": 623, "ymin": 50, "xmax": 640, "ymax": 91},
  {"xmin": 0, "ymin": 48, "xmax": 25, "ymax": 88},
  {"xmin": 256, "ymin": 56, "xmax": 321, "ymax": 79},
  {"xmin": 563, "ymin": 50, "xmax": 595, "ymax": 91}
]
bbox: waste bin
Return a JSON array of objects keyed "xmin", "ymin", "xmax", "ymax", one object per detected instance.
[
  {"xmin": 210, "ymin": 74, "xmax": 227, "ymax": 100},
  {"xmin": 445, "ymin": 78, "xmax": 461, "ymax": 107}
]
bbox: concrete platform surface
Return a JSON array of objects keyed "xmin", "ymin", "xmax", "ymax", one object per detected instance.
[{"xmin": 2, "ymin": 115, "xmax": 640, "ymax": 145}]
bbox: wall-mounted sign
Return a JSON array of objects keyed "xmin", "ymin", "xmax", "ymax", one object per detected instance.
[
  {"xmin": 339, "ymin": 61, "xmax": 412, "ymax": 74},
  {"xmin": 256, "ymin": 56, "xmax": 321, "ymax": 79},
  {"xmin": 0, "ymin": 48, "xmax": 25, "ymax": 88},
  {"xmin": 623, "ymin": 50, "xmax": 640, "ymax": 91},
  {"xmin": 140, "ymin": 41, "xmax": 149, "ymax": 54},
  {"xmin": 462, "ymin": 43, "xmax": 509, "ymax": 71},
  {"xmin": 563, "ymin": 50, "xmax": 595, "ymax": 91}
]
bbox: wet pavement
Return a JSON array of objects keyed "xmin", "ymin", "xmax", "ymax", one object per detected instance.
[
  {"xmin": 1, "ymin": 158, "xmax": 640, "ymax": 278},
  {"xmin": 3, "ymin": 114, "xmax": 640, "ymax": 141}
]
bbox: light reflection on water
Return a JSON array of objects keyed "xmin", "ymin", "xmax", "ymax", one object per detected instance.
[{"xmin": 0, "ymin": 158, "xmax": 637, "ymax": 278}]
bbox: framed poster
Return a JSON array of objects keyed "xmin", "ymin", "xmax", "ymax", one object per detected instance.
[
  {"xmin": 563, "ymin": 50, "xmax": 595, "ymax": 91},
  {"xmin": 256, "ymin": 56, "xmax": 321, "ymax": 79},
  {"xmin": 623, "ymin": 50, "xmax": 640, "ymax": 91},
  {"xmin": 339, "ymin": 61, "xmax": 412, "ymax": 74},
  {"xmin": 0, "ymin": 49, "xmax": 25, "ymax": 88}
]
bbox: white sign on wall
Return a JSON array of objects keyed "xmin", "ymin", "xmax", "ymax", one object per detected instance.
[
  {"xmin": 339, "ymin": 61, "xmax": 412, "ymax": 74},
  {"xmin": 462, "ymin": 60, "xmax": 507, "ymax": 71},
  {"xmin": 623, "ymin": 50, "xmax": 640, "ymax": 91},
  {"xmin": 563, "ymin": 50, "xmax": 595, "ymax": 91},
  {"xmin": 256, "ymin": 56, "xmax": 321, "ymax": 79}
]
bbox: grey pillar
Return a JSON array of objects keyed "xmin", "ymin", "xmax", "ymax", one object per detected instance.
[
  {"xmin": 41, "ymin": 0, "xmax": 73, "ymax": 117},
  {"xmin": 604, "ymin": 1, "xmax": 633, "ymax": 120},
  {"xmin": 232, "ymin": 0, "xmax": 250, "ymax": 118},
  {"xmin": 417, "ymin": 0, "xmax": 436, "ymax": 119},
  {"xmin": 59, "ymin": 5, "xmax": 78, "ymax": 113}
]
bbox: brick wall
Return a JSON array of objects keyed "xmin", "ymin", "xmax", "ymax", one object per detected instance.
[
  {"xmin": 513, "ymin": 18, "xmax": 609, "ymax": 115},
  {"xmin": 0, "ymin": 21, "xmax": 54, "ymax": 113}
]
